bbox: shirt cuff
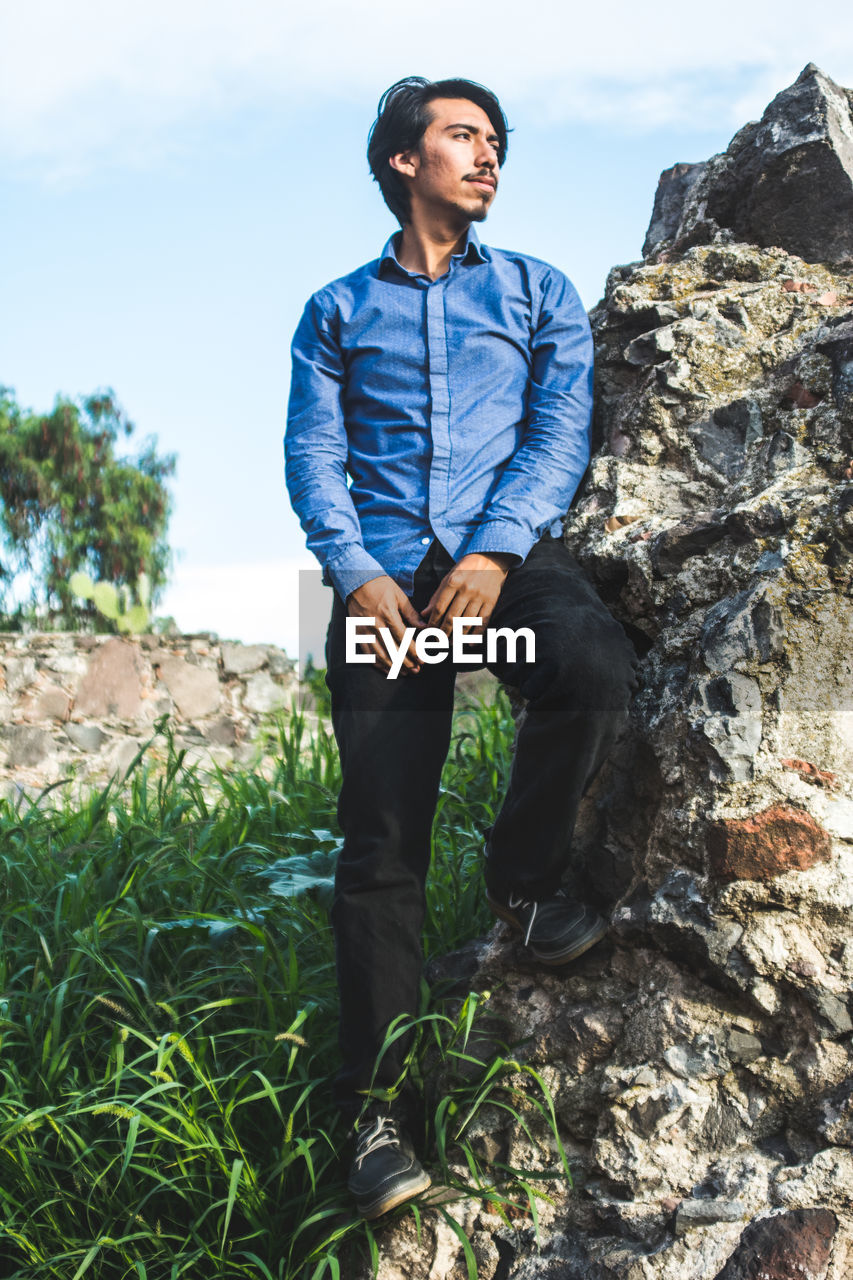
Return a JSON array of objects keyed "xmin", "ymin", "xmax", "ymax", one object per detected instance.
[
  {"xmin": 325, "ymin": 545, "xmax": 388, "ymax": 601},
  {"xmin": 461, "ymin": 521, "xmax": 535, "ymax": 563}
]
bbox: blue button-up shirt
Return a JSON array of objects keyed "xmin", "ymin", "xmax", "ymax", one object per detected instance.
[{"xmin": 285, "ymin": 227, "xmax": 593, "ymax": 600}]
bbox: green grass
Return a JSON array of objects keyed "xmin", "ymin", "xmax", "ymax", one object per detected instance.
[{"xmin": 0, "ymin": 687, "xmax": 570, "ymax": 1279}]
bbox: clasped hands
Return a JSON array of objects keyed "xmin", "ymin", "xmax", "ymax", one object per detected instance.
[{"xmin": 346, "ymin": 552, "xmax": 514, "ymax": 676}]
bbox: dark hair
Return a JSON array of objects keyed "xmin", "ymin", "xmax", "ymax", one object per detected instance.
[{"xmin": 367, "ymin": 76, "xmax": 510, "ymax": 225}]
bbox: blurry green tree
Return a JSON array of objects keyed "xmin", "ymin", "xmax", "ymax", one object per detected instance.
[{"xmin": 0, "ymin": 386, "xmax": 175, "ymax": 627}]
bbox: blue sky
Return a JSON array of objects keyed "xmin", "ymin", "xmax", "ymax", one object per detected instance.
[{"xmin": 1, "ymin": 1, "xmax": 851, "ymax": 657}]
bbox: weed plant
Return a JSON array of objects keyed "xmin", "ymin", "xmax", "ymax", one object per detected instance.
[{"xmin": 0, "ymin": 687, "xmax": 570, "ymax": 1278}]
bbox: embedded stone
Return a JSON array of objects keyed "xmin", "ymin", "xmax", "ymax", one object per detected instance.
[
  {"xmin": 64, "ymin": 723, "xmax": 107, "ymax": 753},
  {"xmin": 35, "ymin": 684, "xmax": 72, "ymax": 722},
  {"xmin": 155, "ymin": 656, "xmax": 221, "ymax": 719},
  {"xmin": 5, "ymin": 726, "xmax": 51, "ymax": 768},
  {"xmin": 713, "ymin": 1208, "xmax": 836, "ymax": 1280},
  {"xmin": 708, "ymin": 805, "xmax": 832, "ymax": 881},
  {"xmin": 727, "ymin": 1030, "xmax": 762, "ymax": 1064},
  {"xmin": 701, "ymin": 588, "xmax": 786, "ymax": 672},
  {"xmin": 624, "ymin": 323, "xmax": 678, "ymax": 366},
  {"xmin": 819, "ymin": 1078, "xmax": 853, "ymax": 1146},
  {"xmin": 265, "ymin": 647, "xmax": 295, "ymax": 678},
  {"xmin": 42, "ymin": 650, "xmax": 88, "ymax": 678},
  {"xmin": 629, "ymin": 1085, "xmax": 685, "ymax": 1137},
  {"xmin": 74, "ymin": 638, "xmax": 145, "ymax": 721},
  {"xmin": 675, "ymin": 1198, "xmax": 746, "ymax": 1236},
  {"xmin": 206, "ymin": 716, "xmax": 237, "ymax": 747},
  {"xmin": 18, "ymin": 681, "xmax": 72, "ymax": 723},
  {"xmin": 243, "ymin": 672, "xmax": 288, "ymax": 714},
  {"xmin": 814, "ymin": 992, "xmax": 853, "ymax": 1036},
  {"xmin": 3, "ymin": 656, "xmax": 37, "ymax": 695},
  {"xmin": 817, "ymin": 320, "xmax": 853, "ymax": 414},
  {"xmin": 651, "ymin": 512, "xmax": 727, "ymax": 575},
  {"xmin": 724, "ymin": 501, "xmax": 789, "ymax": 541},
  {"xmin": 689, "ymin": 672, "xmax": 763, "ymax": 782},
  {"xmin": 106, "ymin": 736, "xmax": 145, "ymax": 778},
  {"xmin": 688, "ymin": 400, "xmax": 764, "ymax": 478},
  {"xmin": 220, "ymin": 643, "xmax": 267, "ymax": 676}
]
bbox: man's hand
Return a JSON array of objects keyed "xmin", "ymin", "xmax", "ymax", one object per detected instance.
[
  {"xmin": 423, "ymin": 552, "xmax": 514, "ymax": 636},
  {"xmin": 346, "ymin": 575, "xmax": 426, "ymax": 676}
]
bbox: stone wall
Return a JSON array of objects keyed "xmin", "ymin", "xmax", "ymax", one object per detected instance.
[{"xmin": 0, "ymin": 631, "xmax": 298, "ymax": 799}]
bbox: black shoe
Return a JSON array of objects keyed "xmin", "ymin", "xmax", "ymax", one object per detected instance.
[
  {"xmin": 487, "ymin": 885, "xmax": 607, "ymax": 965},
  {"xmin": 347, "ymin": 1112, "xmax": 431, "ymax": 1219}
]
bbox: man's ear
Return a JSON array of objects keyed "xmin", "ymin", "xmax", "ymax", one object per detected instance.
[{"xmin": 389, "ymin": 149, "xmax": 418, "ymax": 180}]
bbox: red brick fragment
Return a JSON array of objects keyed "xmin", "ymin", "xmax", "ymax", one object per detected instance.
[
  {"xmin": 781, "ymin": 758, "xmax": 838, "ymax": 790},
  {"xmin": 714, "ymin": 1208, "xmax": 836, "ymax": 1280},
  {"xmin": 708, "ymin": 804, "xmax": 832, "ymax": 881},
  {"xmin": 781, "ymin": 380, "xmax": 822, "ymax": 408},
  {"xmin": 782, "ymin": 279, "xmax": 818, "ymax": 293}
]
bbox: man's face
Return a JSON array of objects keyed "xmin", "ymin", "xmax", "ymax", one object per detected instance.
[{"xmin": 401, "ymin": 97, "xmax": 500, "ymax": 224}]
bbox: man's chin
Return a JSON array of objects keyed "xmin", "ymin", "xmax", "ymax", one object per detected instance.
[{"xmin": 447, "ymin": 195, "xmax": 492, "ymax": 223}]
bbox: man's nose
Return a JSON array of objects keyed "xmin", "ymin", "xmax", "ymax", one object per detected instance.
[{"xmin": 475, "ymin": 144, "xmax": 497, "ymax": 171}]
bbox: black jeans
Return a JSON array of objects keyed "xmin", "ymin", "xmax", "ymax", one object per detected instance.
[{"xmin": 324, "ymin": 535, "xmax": 637, "ymax": 1121}]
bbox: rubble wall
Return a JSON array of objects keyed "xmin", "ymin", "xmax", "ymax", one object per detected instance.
[{"xmin": 0, "ymin": 632, "xmax": 298, "ymax": 799}]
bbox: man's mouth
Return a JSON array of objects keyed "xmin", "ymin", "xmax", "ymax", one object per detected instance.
[{"xmin": 466, "ymin": 175, "xmax": 496, "ymax": 192}]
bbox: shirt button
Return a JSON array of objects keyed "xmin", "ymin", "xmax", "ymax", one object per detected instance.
[{"xmin": 421, "ymin": 536, "xmax": 431, "ymax": 545}]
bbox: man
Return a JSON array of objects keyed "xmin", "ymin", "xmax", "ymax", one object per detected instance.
[{"xmin": 285, "ymin": 76, "xmax": 637, "ymax": 1219}]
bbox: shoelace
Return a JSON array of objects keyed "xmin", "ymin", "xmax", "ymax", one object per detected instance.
[
  {"xmin": 354, "ymin": 1115, "xmax": 401, "ymax": 1169},
  {"xmin": 508, "ymin": 892, "xmax": 538, "ymax": 947},
  {"xmin": 508, "ymin": 887, "xmax": 569, "ymax": 947}
]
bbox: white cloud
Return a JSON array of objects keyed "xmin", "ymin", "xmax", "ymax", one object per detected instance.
[{"xmin": 2, "ymin": 0, "xmax": 852, "ymax": 174}]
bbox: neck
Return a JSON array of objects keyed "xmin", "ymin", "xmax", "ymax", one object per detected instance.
[{"xmin": 395, "ymin": 209, "xmax": 472, "ymax": 280}]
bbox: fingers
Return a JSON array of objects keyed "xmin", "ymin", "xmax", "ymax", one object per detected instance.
[
  {"xmin": 347, "ymin": 575, "xmax": 423, "ymax": 676},
  {"xmin": 424, "ymin": 581, "xmax": 460, "ymax": 632},
  {"xmin": 425, "ymin": 568, "xmax": 500, "ymax": 634},
  {"xmin": 345, "ymin": 564, "xmax": 508, "ymax": 676},
  {"xmin": 399, "ymin": 595, "xmax": 427, "ymax": 630}
]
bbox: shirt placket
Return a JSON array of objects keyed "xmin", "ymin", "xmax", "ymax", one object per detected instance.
[{"xmin": 425, "ymin": 278, "xmax": 451, "ymax": 536}]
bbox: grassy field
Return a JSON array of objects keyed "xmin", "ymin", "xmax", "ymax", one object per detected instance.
[{"xmin": 0, "ymin": 682, "xmax": 568, "ymax": 1279}]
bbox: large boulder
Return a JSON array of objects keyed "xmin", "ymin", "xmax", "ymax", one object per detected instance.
[
  {"xmin": 644, "ymin": 63, "xmax": 853, "ymax": 265},
  {"xmin": 358, "ymin": 66, "xmax": 853, "ymax": 1279}
]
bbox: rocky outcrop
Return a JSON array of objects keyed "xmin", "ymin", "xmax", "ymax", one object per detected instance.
[
  {"xmin": 0, "ymin": 632, "xmax": 297, "ymax": 796},
  {"xmin": 358, "ymin": 64, "xmax": 853, "ymax": 1279},
  {"xmin": 644, "ymin": 64, "xmax": 853, "ymax": 265}
]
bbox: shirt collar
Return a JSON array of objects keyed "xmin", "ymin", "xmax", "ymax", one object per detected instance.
[{"xmin": 378, "ymin": 226, "xmax": 489, "ymax": 278}]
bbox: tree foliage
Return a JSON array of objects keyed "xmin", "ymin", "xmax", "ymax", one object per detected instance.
[{"xmin": 0, "ymin": 386, "xmax": 175, "ymax": 625}]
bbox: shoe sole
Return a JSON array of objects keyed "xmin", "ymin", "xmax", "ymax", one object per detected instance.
[
  {"xmin": 487, "ymin": 893, "xmax": 608, "ymax": 965},
  {"xmin": 356, "ymin": 1169, "xmax": 433, "ymax": 1220}
]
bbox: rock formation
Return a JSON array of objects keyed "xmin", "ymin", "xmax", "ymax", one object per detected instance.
[
  {"xmin": 643, "ymin": 63, "xmax": 853, "ymax": 265},
  {"xmin": 358, "ymin": 64, "xmax": 853, "ymax": 1279}
]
